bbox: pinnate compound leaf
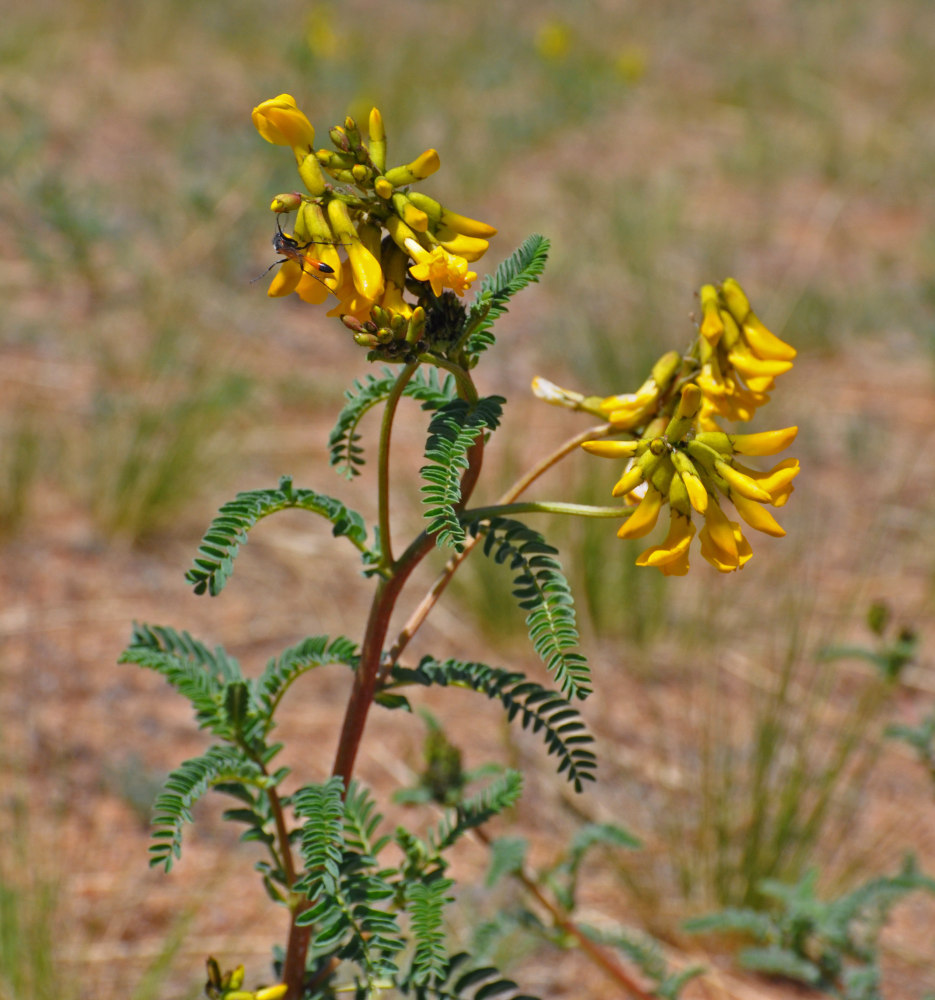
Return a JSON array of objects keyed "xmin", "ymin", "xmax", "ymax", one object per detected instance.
[
  {"xmin": 150, "ymin": 746, "xmax": 270, "ymax": 871},
  {"xmin": 406, "ymin": 877, "xmax": 455, "ymax": 987},
  {"xmin": 119, "ymin": 622, "xmax": 242, "ymax": 737},
  {"xmin": 294, "ymin": 778, "xmax": 404, "ymax": 986},
  {"xmin": 294, "ymin": 777, "xmax": 347, "ymax": 899},
  {"xmin": 467, "ymin": 517, "xmax": 590, "ymax": 700},
  {"xmin": 398, "ymin": 951, "xmax": 541, "ymax": 1000},
  {"xmin": 256, "ymin": 635, "xmax": 359, "ymax": 719},
  {"xmin": 463, "ymin": 235, "xmax": 550, "ymax": 360},
  {"xmin": 391, "ymin": 657, "xmax": 595, "ymax": 791},
  {"xmin": 186, "ymin": 476, "xmax": 376, "ymax": 596},
  {"xmin": 431, "ymin": 771, "xmax": 523, "ymax": 854},
  {"xmin": 421, "ymin": 397, "xmax": 504, "ymax": 550},
  {"xmin": 330, "ymin": 367, "xmax": 457, "ymax": 479}
]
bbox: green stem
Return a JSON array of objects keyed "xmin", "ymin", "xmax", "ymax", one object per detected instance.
[
  {"xmin": 462, "ymin": 500, "xmax": 626, "ymax": 520},
  {"xmin": 418, "ymin": 352, "xmax": 478, "ymax": 403}
]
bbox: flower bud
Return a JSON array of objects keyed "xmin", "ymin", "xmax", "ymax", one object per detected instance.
[
  {"xmin": 368, "ymin": 107, "xmax": 387, "ymax": 172},
  {"xmin": 383, "ymin": 149, "xmax": 441, "ymax": 186},
  {"xmin": 269, "ymin": 192, "xmax": 304, "ymax": 214},
  {"xmin": 392, "ymin": 193, "xmax": 429, "ymax": 231},
  {"xmin": 252, "ymin": 94, "xmax": 315, "ymax": 149}
]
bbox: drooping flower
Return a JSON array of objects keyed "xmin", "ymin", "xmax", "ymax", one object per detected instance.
[
  {"xmin": 635, "ymin": 510, "xmax": 696, "ymax": 576},
  {"xmin": 535, "ymin": 280, "xmax": 799, "ymax": 575}
]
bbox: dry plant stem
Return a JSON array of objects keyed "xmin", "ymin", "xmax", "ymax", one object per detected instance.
[
  {"xmin": 473, "ymin": 828, "xmax": 657, "ymax": 1000},
  {"xmin": 384, "ymin": 422, "xmax": 611, "ymax": 671}
]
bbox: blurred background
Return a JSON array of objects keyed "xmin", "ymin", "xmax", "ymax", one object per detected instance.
[{"xmin": 3, "ymin": 1, "xmax": 935, "ymax": 996}]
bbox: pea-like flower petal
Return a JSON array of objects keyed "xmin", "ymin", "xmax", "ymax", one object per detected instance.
[{"xmin": 252, "ymin": 95, "xmax": 315, "ymax": 149}]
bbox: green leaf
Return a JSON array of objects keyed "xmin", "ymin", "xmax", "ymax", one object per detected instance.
[
  {"xmin": 329, "ymin": 367, "xmax": 457, "ymax": 479},
  {"xmin": 185, "ymin": 475, "xmax": 377, "ymax": 596},
  {"xmin": 683, "ymin": 908, "xmax": 774, "ymax": 940},
  {"xmin": 407, "ymin": 877, "xmax": 455, "ymax": 986},
  {"xmin": 421, "ymin": 397, "xmax": 504, "ymax": 550},
  {"xmin": 578, "ymin": 923, "xmax": 704, "ymax": 1000},
  {"xmin": 294, "ymin": 780, "xmax": 404, "ymax": 988},
  {"xmin": 569, "ymin": 822, "xmax": 641, "ymax": 865},
  {"xmin": 255, "ymin": 635, "xmax": 359, "ymax": 720},
  {"xmin": 462, "ymin": 235, "xmax": 550, "ymax": 361},
  {"xmin": 294, "ymin": 777, "xmax": 347, "ymax": 898},
  {"xmin": 343, "ymin": 781, "xmax": 391, "ymax": 858},
  {"xmin": 390, "ymin": 657, "xmax": 596, "ymax": 791},
  {"xmin": 467, "ymin": 518, "xmax": 591, "ymax": 700},
  {"xmin": 431, "ymin": 771, "xmax": 524, "ymax": 854},
  {"xmin": 738, "ymin": 946, "xmax": 824, "ymax": 985},
  {"xmin": 485, "ymin": 837, "xmax": 528, "ymax": 887},
  {"xmin": 398, "ymin": 951, "xmax": 541, "ymax": 1000},
  {"xmin": 119, "ymin": 623, "xmax": 242, "ymax": 737},
  {"xmin": 149, "ymin": 746, "xmax": 270, "ymax": 871}
]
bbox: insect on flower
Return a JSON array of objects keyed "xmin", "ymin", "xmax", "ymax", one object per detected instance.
[{"xmin": 252, "ymin": 215, "xmax": 346, "ymax": 285}]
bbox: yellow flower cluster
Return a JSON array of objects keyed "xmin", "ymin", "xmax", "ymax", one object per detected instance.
[
  {"xmin": 533, "ymin": 279, "xmax": 799, "ymax": 575},
  {"xmin": 252, "ymin": 95, "xmax": 496, "ymax": 357},
  {"xmin": 695, "ymin": 278, "xmax": 796, "ymax": 430}
]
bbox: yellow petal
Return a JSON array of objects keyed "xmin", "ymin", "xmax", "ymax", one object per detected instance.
[
  {"xmin": 612, "ymin": 461, "xmax": 646, "ymax": 498},
  {"xmin": 701, "ymin": 502, "xmax": 738, "ymax": 564},
  {"xmin": 581, "ymin": 439, "xmax": 640, "ymax": 459},
  {"xmin": 715, "ymin": 459, "xmax": 773, "ymax": 503},
  {"xmin": 435, "ymin": 226, "xmax": 489, "ymax": 262},
  {"xmin": 295, "ymin": 270, "xmax": 332, "ymax": 304},
  {"xmin": 682, "ymin": 472, "xmax": 709, "ymax": 514},
  {"xmin": 252, "ymin": 95, "xmax": 316, "ymax": 149},
  {"xmin": 635, "ymin": 511, "xmax": 695, "ymax": 568},
  {"xmin": 616, "ymin": 487, "xmax": 664, "ymax": 539},
  {"xmin": 699, "ymin": 521, "xmax": 752, "ymax": 572},
  {"xmin": 699, "ymin": 284, "xmax": 725, "ymax": 344},
  {"xmin": 731, "ymin": 493, "xmax": 786, "ymax": 537},
  {"xmin": 743, "ymin": 316, "xmax": 797, "ymax": 362},
  {"xmin": 727, "ymin": 348, "xmax": 794, "ymax": 380},
  {"xmin": 267, "ymin": 259, "xmax": 302, "ymax": 297},
  {"xmin": 730, "ymin": 426, "xmax": 798, "ymax": 456}
]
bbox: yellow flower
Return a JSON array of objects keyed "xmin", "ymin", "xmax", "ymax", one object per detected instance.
[
  {"xmin": 325, "ymin": 267, "xmax": 378, "ymax": 321},
  {"xmin": 698, "ymin": 502, "xmax": 753, "ymax": 573},
  {"xmin": 252, "ymin": 94, "xmax": 315, "ymax": 150},
  {"xmin": 404, "ymin": 240, "xmax": 477, "ymax": 297},
  {"xmin": 616, "ymin": 486, "xmax": 664, "ymax": 539},
  {"xmin": 635, "ymin": 511, "xmax": 695, "ymax": 576}
]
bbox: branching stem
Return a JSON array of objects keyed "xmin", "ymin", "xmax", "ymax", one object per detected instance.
[
  {"xmin": 474, "ymin": 826, "xmax": 657, "ymax": 1000},
  {"xmin": 383, "ymin": 422, "xmax": 611, "ymax": 673}
]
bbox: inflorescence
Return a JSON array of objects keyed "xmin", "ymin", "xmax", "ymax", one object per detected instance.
[
  {"xmin": 533, "ymin": 279, "xmax": 799, "ymax": 576},
  {"xmin": 252, "ymin": 95, "xmax": 496, "ymax": 362}
]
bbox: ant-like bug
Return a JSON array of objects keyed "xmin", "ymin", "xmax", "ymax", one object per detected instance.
[{"xmin": 252, "ymin": 215, "xmax": 348, "ymax": 285}]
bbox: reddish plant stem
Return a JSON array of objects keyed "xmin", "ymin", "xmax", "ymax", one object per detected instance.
[
  {"xmin": 282, "ymin": 427, "xmax": 485, "ymax": 999},
  {"xmin": 474, "ymin": 828, "xmax": 657, "ymax": 1000}
]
